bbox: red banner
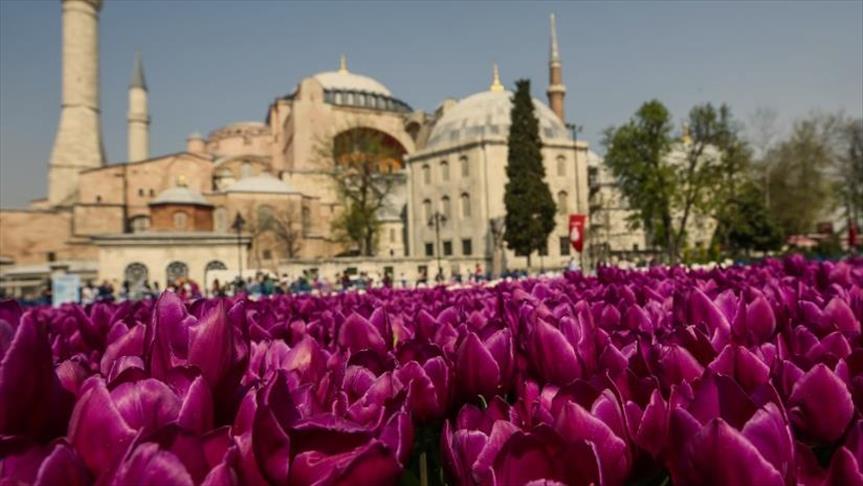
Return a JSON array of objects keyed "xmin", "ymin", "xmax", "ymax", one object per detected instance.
[{"xmin": 569, "ymin": 214, "xmax": 587, "ymax": 253}]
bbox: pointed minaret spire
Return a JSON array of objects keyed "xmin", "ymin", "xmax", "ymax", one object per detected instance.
[
  {"xmin": 546, "ymin": 13, "xmax": 567, "ymax": 123},
  {"xmin": 128, "ymin": 50, "xmax": 150, "ymax": 162},
  {"xmin": 489, "ymin": 63, "xmax": 504, "ymax": 92},
  {"xmin": 130, "ymin": 50, "xmax": 147, "ymax": 90},
  {"xmin": 550, "ymin": 13, "xmax": 560, "ymax": 64},
  {"xmin": 338, "ymin": 54, "xmax": 348, "ymax": 73}
]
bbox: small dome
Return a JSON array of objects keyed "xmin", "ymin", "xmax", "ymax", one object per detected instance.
[
  {"xmin": 150, "ymin": 186, "xmax": 211, "ymax": 206},
  {"xmin": 224, "ymin": 173, "xmax": 297, "ymax": 194},
  {"xmin": 312, "ymin": 71, "xmax": 392, "ymax": 97},
  {"xmin": 425, "ymin": 90, "xmax": 569, "ymax": 150}
]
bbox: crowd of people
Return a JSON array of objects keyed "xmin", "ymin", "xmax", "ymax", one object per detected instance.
[{"xmin": 19, "ymin": 259, "xmax": 585, "ymax": 306}]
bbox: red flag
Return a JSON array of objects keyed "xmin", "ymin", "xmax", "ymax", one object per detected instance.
[{"xmin": 569, "ymin": 214, "xmax": 587, "ymax": 253}]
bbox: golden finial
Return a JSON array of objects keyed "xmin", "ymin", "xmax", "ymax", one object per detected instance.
[
  {"xmin": 338, "ymin": 54, "xmax": 348, "ymax": 74},
  {"xmin": 490, "ymin": 63, "xmax": 504, "ymax": 92},
  {"xmin": 176, "ymin": 175, "xmax": 188, "ymax": 187},
  {"xmin": 682, "ymin": 122, "xmax": 692, "ymax": 146}
]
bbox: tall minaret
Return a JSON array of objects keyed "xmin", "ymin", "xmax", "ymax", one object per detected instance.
[
  {"xmin": 47, "ymin": 0, "xmax": 105, "ymax": 206},
  {"xmin": 128, "ymin": 51, "xmax": 150, "ymax": 162},
  {"xmin": 546, "ymin": 13, "xmax": 567, "ymax": 123}
]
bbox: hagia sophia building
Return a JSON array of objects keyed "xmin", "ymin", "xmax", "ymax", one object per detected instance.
[{"xmin": 0, "ymin": 0, "xmax": 593, "ymax": 297}]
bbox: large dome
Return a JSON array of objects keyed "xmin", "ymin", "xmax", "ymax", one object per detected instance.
[
  {"xmin": 426, "ymin": 90, "xmax": 569, "ymax": 150},
  {"xmin": 312, "ymin": 70, "xmax": 392, "ymax": 97}
]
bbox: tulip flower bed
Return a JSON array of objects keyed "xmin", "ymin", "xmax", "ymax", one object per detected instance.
[{"xmin": 2, "ymin": 256, "xmax": 863, "ymax": 485}]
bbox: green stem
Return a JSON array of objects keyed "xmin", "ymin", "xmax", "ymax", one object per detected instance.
[{"xmin": 420, "ymin": 452, "xmax": 428, "ymax": 486}]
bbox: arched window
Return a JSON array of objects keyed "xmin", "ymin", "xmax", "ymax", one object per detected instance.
[
  {"xmin": 124, "ymin": 263, "xmax": 149, "ymax": 290},
  {"xmin": 557, "ymin": 155, "xmax": 566, "ymax": 177},
  {"xmin": 460, "ymin": 193, "xmax": 471, "ymax": 218},
  {"xmin": 440, "ymin": 160, "xmax": 449, "ymax": 181},
  {"xmin": 173, "ymin": 211, "xmax": 189, "ymax": 230},
  {"xmin": 441, "ymin": 196, "xmax": 451, "ymax": 219},
  {"xmin": 130, "ymin": 215, "xmax": 150, "ymax": 233},
  {"xmin": 422, "ymin": 164, "xmax": 431, "ymax": 184},
  {"xmin": 257, "ymin": 205, "xmax": 274, "ymax": 230},
  {"xmin": 166, "ymin": 261, "xmax": 189, "ymax": 284},
  {"xmin": 459, "ymin": 156, "xmax": 469, "ymax": 177},
  {"xmin": 422, "ymin": 199, "xmax": 432, "ymax": 222},
  {"xmin": 213, "ymin": 207, "xmax": 228, "ymax": 232},
  {"xmin": 138, "ymin": 188, "xmax": 144, "ymax": 196},
  {"xmin": 205, "ymin": 260, "xmax": 227, "ymax": 272},
  {"xmin": 557, "ymin": 191, "xmax": 569, "ymax": 214}
]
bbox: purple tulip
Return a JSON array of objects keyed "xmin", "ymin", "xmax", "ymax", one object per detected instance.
[
  {"xmin": 788, "ymin": 363, "xmax": 854, "ymax": 443},
  {"xmin": 455, "ymin": 330, "xmax": 513, "ymax": 401}
]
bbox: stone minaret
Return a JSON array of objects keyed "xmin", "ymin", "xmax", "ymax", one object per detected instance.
[
  {"xmin": 128, "ymin": 51, "xmax": 150, "ymax": 162},
  {"xmin": 47, "ymin": 0, "xmax": 105, "ymax": 206},
  {"xmin": 546, "ymin": 13, "xmax": 567, "ymax": 123}
]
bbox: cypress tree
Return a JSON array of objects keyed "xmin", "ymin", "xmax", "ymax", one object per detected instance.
[{"xmin": 503, "ymin": 79, "xmax": 557, "ymax": 268}]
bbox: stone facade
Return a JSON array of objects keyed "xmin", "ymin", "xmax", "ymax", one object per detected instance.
[
  {"xmin": 0, "ymin": 5, "xmax": 609, "ymax": 297},
  {"xmin": 93, "ymin": 233, "xmax": 249, "ymax": 288}
]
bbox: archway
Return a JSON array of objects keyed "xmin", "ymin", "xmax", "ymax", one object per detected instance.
[
  {"xmin": 333, "ymin": 127, "xmax": 408, "ymax": 172},
  {"xmin": 166, "ymin": 261, "xmax": 189, "ymax": 285},
  {"xmin": 124, "ymin": 262, "xmax": 149, "ymax": 291}
]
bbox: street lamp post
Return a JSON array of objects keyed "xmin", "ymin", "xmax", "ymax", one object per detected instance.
[
  {"xmin": 231, "ymin": 213, "xmax": 246, "ymax": 285},
  {"xmin": 428, "ymin": 211, "xmax": 447, "ymax": 280}
]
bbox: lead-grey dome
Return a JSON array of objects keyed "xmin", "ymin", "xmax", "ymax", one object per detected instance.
[
  {"xmin": 426, "ymin": 90, "xmax": 570, "ymax": 150},
  {"xmin": 150, "ymin": 186, "xmax": 211, "ymax": 206}
]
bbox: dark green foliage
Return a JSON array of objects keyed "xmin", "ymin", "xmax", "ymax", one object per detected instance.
[
  {"xmin": 713, "ymin": 180, "xmax": 783, "ymax": 255},
  {"xmin": 503, "ymin": 79, "xmax": 557, "ymax": 266},
  {"xmin": 764, "ymin": 118, "xmax": 835, "ymax": 237},
  {"xmin": 602, "ymin": 100, "xmax": 676, "ymax": 258}
]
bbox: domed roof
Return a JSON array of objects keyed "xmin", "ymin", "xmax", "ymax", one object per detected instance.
[
  {"xmin": 150, "ymin": 185, "xmax": 211, "ymax": 206},
  {"xmin": 224, "ymin": 173, "xmax": 297, "ymax": 194},
  {"xmin": 426, "ymin": 90, "xmax": 569, "ymax": 150},
  {"xmin": 311, "ymin": 55, "xmax": 392, "ymax": 96},
  {"xmin": 313, "ymin": 71, "xmax": 392, "ymax": 96}
]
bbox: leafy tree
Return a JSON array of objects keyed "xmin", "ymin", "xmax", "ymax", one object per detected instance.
[
  {"xmin": 602, "ymin": 100, "xmax": 676, "ymax": 260},
  {"xmin": 764, "ymin": 117, "xmax": 835, "ymax": 236},
  {"xmin": 503, "ymin": 79, "xmax": 557, "ymax": 268},
  {"xmin": 316, "ymin": 125, "xmax": 405, "ymax": 256},
  {"xmin": 713, "ymin": 180, "xmax": 783, "ymax": 255},
  {"xmin": 835, "ymin": 118, "xmax": 863, "ymax": 234},
  {"xmin": 237, "ymin": 203, "xmax": 303, "ymax": 270},
  {"xmin": 605, "ymin": 101, "xmax": 749, "ymax": 262},
  {"xmin": 707, "ymin": 105, "xmax": 783, "ymax": 255}
]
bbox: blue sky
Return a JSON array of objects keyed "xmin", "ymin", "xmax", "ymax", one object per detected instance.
[{"xmin": 1, "ymin": 1, "xmax": 861, "ymax": 207}]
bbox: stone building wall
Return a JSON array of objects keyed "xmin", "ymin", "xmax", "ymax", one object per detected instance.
[{"xmin": 0, "ymin": 209, "xmax": 74, "ymax": 264}]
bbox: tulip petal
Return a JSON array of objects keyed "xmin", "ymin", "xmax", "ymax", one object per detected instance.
[{"xmin": 789, "ymin": 363, "xmax": 854, "ymax": 443}]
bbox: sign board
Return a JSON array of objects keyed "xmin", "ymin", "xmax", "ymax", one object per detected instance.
[
  {"xmin": 52, "ymin": 274, "xmax": 80, "ymax": 307},
  {"xmin": 569, "ymin": 214, "xmax": 587, "ymax": 253}
]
